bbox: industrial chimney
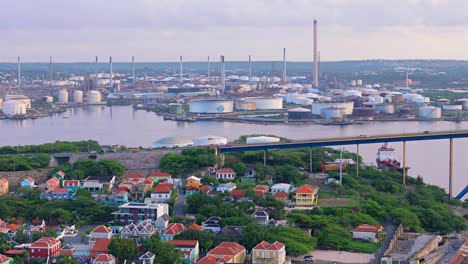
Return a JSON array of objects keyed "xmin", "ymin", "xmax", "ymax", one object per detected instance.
[
  {"xmin": 282, "ymin": 48, "xmax": 287, "ymax": 85},
  {"xmin": 248, "ymin": 55, "xmax": 252, "ymax": 89},
  {"xmin": 132, "ymin": 56, "xmax": 135, "ymax": 87},
  {"xmin": 17, "ymin": 56, "xmax": 21, "ymax": 88},
  {"xmin": 109, "ymin": 56, "xmax": 113, "ymax": 89},
  {"xmin": 180, "ymin": 56, "xmax": 183, "ymax": 85},
  {"xmin": 313, "ymin": 19, "xmax": 319, "ymax": 88},
  {"xmin": 207, "ymin": 56, "xmax": 211, "ymax": 84},
  {"xmin": 49, "ymin": 56, "xmax": 53, "ymax": 88},
  {"xmin": 220, "ymin": 55, "xmax": 225, "ymax": 93}
]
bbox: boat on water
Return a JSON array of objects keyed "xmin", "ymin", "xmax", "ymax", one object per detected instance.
[{"xmin": 376, "ymin": 143, "xmax": 409, "ymax": 173}]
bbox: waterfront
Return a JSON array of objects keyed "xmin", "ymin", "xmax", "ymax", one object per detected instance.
[{"xmin": 1, "ymin": 105, "xmax": 467, "ymax": 193}]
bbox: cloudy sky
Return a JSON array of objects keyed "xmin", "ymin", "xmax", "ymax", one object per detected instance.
[{"xmin": 2, "ymin": 0, "xmax": 468, "ymax": 62}]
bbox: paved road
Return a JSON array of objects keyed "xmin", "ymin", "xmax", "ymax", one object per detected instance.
[
  {"xmin": 175, "ymin": 190, "xmax": 186, "ymax": 217},
  {"xmin": 373, "ymin": 220, "xmax": 397, "ymax": 263}
]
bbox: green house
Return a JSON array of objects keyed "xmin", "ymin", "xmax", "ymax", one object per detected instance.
[{"xmin": 53, "ymin": 170, "xmax": 66, "ymax": 186}]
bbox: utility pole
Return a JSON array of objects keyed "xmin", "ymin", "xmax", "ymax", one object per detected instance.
[{"xmin": 339, "ymin": 148, "xmax": 343, "ymax": 185}]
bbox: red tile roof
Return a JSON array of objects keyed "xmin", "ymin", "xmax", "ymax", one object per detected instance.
[
  {"xmin": 152, "ymin": 184, "xmax": 172, "ymax": 193},
  {"xmin": 196, "ymin": 255, "xmax": 232, "ymax": 264},
  {"xmin": 91, "ymin": 239, "xmax": 111, "ymax": 253},
  {"xmin": 94, "ymin": 253, "xmax": 115, "ymax": 262},
  {"xmin": 125, "ymin": 173, "xmax": 145, "ymax": 179},
  {"xmin": 168, "ymin": 240, "xmax": 198, "ymax": 247},
  {"xmin": 0, "ymin": 178, "xmax": 8, "ymax": 184},
  {"xmin": 216, "ymin": 168, "xmax": 234, "ymax": 174},
  {"xmin": 0, "ymin": 254, "xmax": 11, "ymax": 262},
  {"xmin": 208, "ymin": 242, "xmax": 244, "ymax": 256},
  {"xmin": 31, "ymin": 237, "xmax": 60, "ymax": 248},
  {"xmin": 55, "ymin": 171, "xmax": 65, "ymax": 177},
  {"xmin": 63, "ymin": 180, "xmax": 79, "ymax": 186},
  {"xmin": 199, "ymin": 185, "xmax": 211, "ymax": 193},
  {"xmin": 253, "ymin": 241, "xmax": 285, "ymax": 250},
  {"xmin": 231, "ymin": 189, "xmax": 246, "ymax": 197},
  {"xmin": 296, "ymin": 185, "xmax": 316, "ymax": 194},
  {"xmin": 150, "ymin": 172, "xmax": 172, "ymax": 177},
  {"xmin": 143, "ymin": 178, "xmax": 154, "ymax": 184},
  {"xmin": 47, "ymin": 177, "xmax": 60, "ymax": 184},
  {"xmin": 91, "ymin": 226, "xmax": 112, "ymax": 234},
  {"xmin": 353, "ymin": 224, "xmax": 383, "ymax": 233},
  {"xmin": 25, "ymin": 177, "xmax": 35, "ymax": 183},
  {"xmin": 165, "ymin": 223, "xmax": 186, "ymax": 235},
  {"xmin": 114, "ymin": 187, "xmax": 130, "ymax": 194},
  {"xmin": 188, "ymin": 223, "xmax": 203, "ymax": 231},
  {"xmin": 51, "ymin": 188, "xmax": 69, "ymax": 193},
  {"xmin": 4, "ymin": 249, "xmax": 24, "ymax": 255},
  {"xmin": 273, "ymin": 192, "xmax": 288, "ymax": 199},
  {"xmin": 254, "ymin": 185, "xmax": 270, "ymax": 192},
  {"xmin": 5, "ymin": 224, "xmax": 21, "ymax": 232}
]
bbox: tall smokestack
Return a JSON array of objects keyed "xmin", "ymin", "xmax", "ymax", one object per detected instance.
[
  {"xmin": 207, "ymin": 56, "xmax": 211, "ymax": 84},
  {"xmin": 17, "ymin": 56, "xmax": 21, "ymax": 88},
  {"xmin": 95, "ymin": 56, "xmax": 98, "ymax": 80},
  {"xmin": 313, "ymin": 19, "xmax": 319, "ymax": 88},
  {"xmin": 49, "ymin": 56, "xmax": 53, "ymax": 88},
  {"xmin": 132, "ymin": 56, "xmax": 135, "ymax": 87},
  {"xmin": 248, "ymin": 55, "xmax": 252, "ymax": 88},
  {"xmin": 109, "ymin": 56, "xmax": 113, "ymax": 88},
  {"xmin": 406, "ymin": 70, "xmax": 409, "ymax": 89},
  {"xmin": 282, "ymin": 48, "xmax": 287, "ymax": 85},
  {"xmin": 179, "ymin": 56, "xmax": 183, "ymax": 85},
  {"xmin": 220, "ymin": 55, "xmax": 225, "ymax": 93}
]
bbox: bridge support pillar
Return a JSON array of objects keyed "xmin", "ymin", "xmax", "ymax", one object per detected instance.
[
  {"xmin": 356, "ymin": 144, "xmax": 359, "ymax": 177},
  {"xmin": 220, "ymin": 153, "xmax": 225, "ymax": 167},
  {"xmin": 402, "ymin": 141, "xmax": 406, "ymax": 187},
  {"xmin": 449, "ymin": 138, "xmax": 453, "ymax": 199},
  {"xmin": 309, "ymin": 147, "xmax": 313, "ymax": 173},
  {"xmin": 263, "ymin": 150, "xmax": 267, "ymax": 166}
]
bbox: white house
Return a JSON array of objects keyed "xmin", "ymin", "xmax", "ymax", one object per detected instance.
[
  {"xmin": 89, "ymin": 226, "xmax": 112, "ymax": 245},
  {"xmin": 216, "ymin": 183, "xmax": 236, "ymax": 193},
  {"xmin": 270, "ymin": 183, "xmax": 292, "ymax": 193},
  {"xmin": 351, "ymin": 224, "xmax": 383, "ymax": 243},
  {"xmin": 216, "ymin": 168, "xmax": 236, "ymax": 180},
  {"xmin": 151, "ymin": 184, "xmax": 172, "ymax": 202}
]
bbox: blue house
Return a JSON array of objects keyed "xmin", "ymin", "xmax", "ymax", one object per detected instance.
[
  {"xmin": 20, "ymin": 177, "xmax": 35, "ymax": 188},
  {"xmin": 40, "ymin": 188, "xmax": 75, "ymax": 200}
]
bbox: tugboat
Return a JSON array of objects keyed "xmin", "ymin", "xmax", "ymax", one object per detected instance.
[{"xmin": 376, "ymin": 143, "xmax": 409, "ymax": 173}]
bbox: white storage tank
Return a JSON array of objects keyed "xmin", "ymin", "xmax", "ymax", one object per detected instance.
[
  {"xmin": 2, "ymin": 100, "xmax": 26, "ymax": 115},
  {"xmin": 153, "ymin": 136, "xmax": 194, "ymax": 148},
  {"xmin": 321, "ymin": 107, "xmax": 345, "ymax": 119},
  {"xmin": 5, "ymin": 94, "xmax": 31, "ymax": 109},
  {"xmin": 351, "ymin": 80, "xmax": 357, "ymax": 86},
  {"xmin": 343, "ymin": 90, "xmax": 362, "ymax": 97},
  {"xmin": 463, "ymin": 102, "xmax": 468, "ymax": 110},
  {"xmin": 73, "ymin": 90, "xmax": 84, "ymax": 103},
  {"xmin": 0, "ymin": 98, "xmax": 3, "ymax": 109},
  {"xmin": 58, "ymin": 89, "xmax": 69, "ymax": 103},
  {"xmin": 189, "ymin": 99, "xmax": 234, "ymax": 113},
  {"xmin": 246, "ymin": 136, "xmax": 280, "ymax": 144},
  {"xmin": 243, "ymin": 97, "xmax": 283, "ymax": 110},
  {"xmin": 193, "ymin": 136, "xmax": 228, "ymax": 146},
  {"xmin": 87, "ymin": 90, "xmax": 102, "ymax": 104},
  {"xmin": 42, "ymin": 96, "xmax": 53, "ymax": 103},
  {"xmin": 356, "ymin": 80, "xmax": 363, "ymax": 86},
  {"xmin": 375, "ymin": 104, "xmax": 395, "ymax": 114},
  {"xmin": 418, "ymin": 106, "xmax": 441, "ymax": 119},
  {"xmin": 442, "ymin": 104, "xmax": 463, "ymax": 111},
  {"xmin": 250, "ymin": 77, "xmax": 260, "ymax": 82},
  {"xmin": 412, "ymin": 96, "xmax": 430, "ymax": 104},
  {"xmin": 311, "ymin": 102, "xmax": 354, "ymax": 115}
]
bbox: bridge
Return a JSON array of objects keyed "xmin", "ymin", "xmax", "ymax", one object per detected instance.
[{"xmin": 217, "ymin": 130, "xmax": 468, "ymax": 198}]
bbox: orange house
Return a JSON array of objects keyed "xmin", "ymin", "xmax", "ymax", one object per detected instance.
[
  {"xmin": 0, "ymin": 178, "xmax": 9, "ymax": 195},
  {"xmin": 46, "ymin": 177, "xmax": 60, "ymax": 192},
  {"xmin": 186, "ymin": 176, "xmax": 201, "ymax": 189}
]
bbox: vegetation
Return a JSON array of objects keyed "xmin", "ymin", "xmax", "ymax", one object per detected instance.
[
  {"xmin": 0, "ymin": 140, "xmax": 101, "ymax": 154},
  {"xmin": 0, "ymin": 153, "xmax": 50, "ymax": 171},
  {"xmin": 142, "ymin": 236, "xmax": 182, "ymax": 264},
  {"xmin": 49, "ymin": 158, "xmax": 126, "ymax": 179},
  {"xmin": 160, "ymin": 148, "xmax": 216, "ymax": 176},
  {"xmin": 108, "ymin": 238, "xmax": 137, "ymax": 263},
  {"xmin": 174, "ymin": 229, "xmax": 217, "ymax": 250}
]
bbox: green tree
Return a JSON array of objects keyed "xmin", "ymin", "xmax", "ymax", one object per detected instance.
[
  {"xmin": 390, "ymin": 208, "xmax": 422, "ymax": 232},
  {"xmin": 174, "ymin": 229, "xmax": 217, "ymax": 250},
  {"xmin": 317, "ymin": 224, "xmax": 352, "ymax": 250},
  {"xmin": 108, "ymin": 238, "xmax": 137, "ymax": 263},
  {"xmin": 142, "ymin": 236, "xmax": 182, "ymax": 264},
  {"xmin": 233, "ymin": 163, "xmax": 247, "ymax": 177},
  {"xmin": 160, "ymin": 153, "xmax": 188, "ymax": 176},
  {"xmin": 62, "ymin": 256, "xmax": 80, "ymax": 264}
]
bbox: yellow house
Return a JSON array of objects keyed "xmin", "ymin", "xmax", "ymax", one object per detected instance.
[
  {"xmin": 187, "ymin": 176, "xmax": 201, "ymax": 189},
  {"xmin": 295, "ymin": 185, "xmax": 318, "ymax": 206},
  {"xmin": 207, "ymin": 242, "xmax": 246, "ymax": 263},
  {"xmin": 252, "ymin": 241, "xmax": 286, "ymax": 264},
  {"xmin": 0, "ymin": 178, "xmax": 9, "ymax": 195}
]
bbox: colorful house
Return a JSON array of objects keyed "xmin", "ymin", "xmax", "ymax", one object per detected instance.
[
  {"xmin": 199, "ymin": 185, "xmax": 211, "ymax": 195},
  {"xmin": 0, "ymin": 178, "xmax": 8, "ymax": 195},
  {"xmin": 53, "ymin": 171, "xmax": 66, "ymax": 186},
  {"xmin": 93, "ymin": 254, "xmax": 116, "ymax": 264},
  {"xmin": 89, "ymin": 226, "xmax": 113, "ymax": 245},
  {"xmin": 231, "ymin": 189, "xmax": 246, "ymax": 200},
  {"xmin": 351, "ymin": 224, "xmax": 383, "ymax": 243},
  {"xmin": 215, "ymin": 168, "xmax": 236, "ymax": 180},
  {"xmin": 63, "ymin": 180, "xmax": 80, "ymax": 191},
  {"xmin": 186, "ymin": 176, "xmax": 201, "ymax": 189},
  {"xmin": 254, "ymin": 185, "xmax": 270, "ymax": 194},
  {"xmin": 273, "ymin": 192, "xmax": 288, "ymax": 202},
  {"xmin": 90, "ymin": 239, "xmax": 111, "ymax": 258},
  {"xmin": 185, "ymin": 187, "xmax": 199, "ymax": 195},
  {"xmin": 252, "ymin": 241, "xmax": 286, "ymax": 264},
  {"xmin": 29, "ymin": 237, "xmax": 61, "ymax": 259},
  {"xmin": 46, "ymin": 177, "xmax": 60, "ymax": 192},
  {"xmin": 205, "ymin": 242, "xmax": 246, "ymax": 263},
  {"xmin": 0, "ymin": 254, "xmax": 13, "ymax": 264},
  {"xmin": 188, "ymin": 223, "xmax": 203, "ymax": 232},
  {"xmin": 20, "ymin": 177, "xmax": 35, "ymax": 188},
  {"xmin": 151, "ymin": 184, "xmax": 172, "ymax": 202},
  {"xmin": 295, "ymin": 185, "xmax": 319, "ymax": 207},
  {"xmin": 216, "ymin": 183, "xmax": 236, "ymax": 193},
  {"xmin": 150, "ymin": 172, "xmax": 172, "ymax": 183},
  {"xmin": 41, "ymin": 188, "xmax": 75, "ymax": 200},
  {"xmin": 168, "ymin": 240, "xmax": 200, "ymax": 264},
  {"xmin": 161, "ymin": 223, "xmax": 186, "ymax": 241}
]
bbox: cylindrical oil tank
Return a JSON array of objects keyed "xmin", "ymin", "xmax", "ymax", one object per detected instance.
[
  {"xmin": 357, "ymin": 80, "xmax": 363, "ymax": 86},
  {"xmin": 193, "ymin": 136, "xmax": 228, "ymax": 146},
  {"xmin": 246, "ymin": 136, "xmax": 280, "ymax": 144},
  {"xmin": 153, "ymin": 136, "xmax": 194, "ymax": 148},
  {"xmin": 2, "ymin": 100, "xmax": 26, "ymax": 115},
  {"xmin": 436, "ymin": 98, "xmax": 450, "ymax": 107},
  {"xmin": 463, "ymin": 102, "xmax": 468, "ymax": 110},
  {"xmin": 74, "ymin": 90, "xmax": 84, "ymax": 103},
  {"xmin": 42, "ymin": 96, "xmax": 53, "ymax": 103},
  {"xmin": 362, "ymin": 89, "xmax": 379, "ymax": 96},
  {"xmin": 244, "ymin": 97, "xmax": 283, "ymax": 110},
  {"xmin": 87, "ymin": 90, "xmax": 102, "ymax": 104},
  {"xmin": 288, "ymin": 107, "xmax": 312, "ymax": 120},
  {"xmin": 352, "ymin": 107, "xmax": 375, "ymax": 119},
  {"xmin": 351, "ymin": 80, "xmax": 357, "ymax": 86},
  {"xmin": 58, "ymin": 89, "xmax": 69, "ymax": 103},
  {"xmin": 189, "ymin": 99, "xmax": 234, "ymax": 113},
  {"xmin": 0, "ymin": 98, "xmax": 3, "ymax": 109},
  {"xmin": 250, "ymin": 77, "xmax": 260, "ymax": 82},
  {"xmin": 442, "ymin": 104, "xmax": 462, "ymax": 111},
  {"xmin": 418, "ymin": 106, "xmax": 441, "ymax": 118},
  {"xmin": 343, "ymin": 90, "xmax": 362, "ymax": 97},
  {"xmin": 312, "ymin": 102, "xmax": 354, "ymax": 115},
  {"xmin": 321, "ymin": 107, "xmax": 345, "ymax": 119},
  {"xmin": 375, "ymin": 104, "xmax": 395, "ymax": 114}
]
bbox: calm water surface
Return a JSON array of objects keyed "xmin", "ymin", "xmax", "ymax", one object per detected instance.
[{"xmin": 0, "ymin": 105, "xmax": 466, "ymax": 194}]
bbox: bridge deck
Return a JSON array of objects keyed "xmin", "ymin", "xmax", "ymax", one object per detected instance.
[{"xmin": 219, "ymin": 130, "xmax": 468, "ymax": 153}]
